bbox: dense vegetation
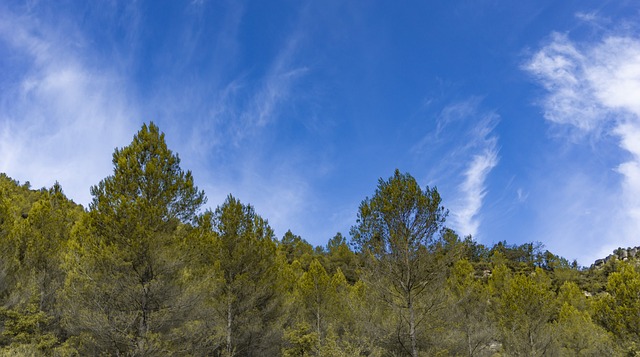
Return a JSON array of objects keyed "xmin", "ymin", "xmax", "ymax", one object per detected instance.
[{"xmin": 0, "ymin": 123, "xmax": 638, "ymax": 356}]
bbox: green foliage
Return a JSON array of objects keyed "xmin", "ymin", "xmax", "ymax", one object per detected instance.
[
  {"xmin": 0, "ymin": 303, "xmax": 57, "ymax": 352},
  {"xmin": 351, "ymin": 169, "xmax": 446, "ymax": 258},
  {"xmin": 196, "ymin": 195, "xmax": 282, "ymax": 356},
  {"xmin": 592, "ymin": 262, "xmax": 640, "ymax": 353},
  {"xmin": 297, "ymin": 259, "xmax": 332, "ymax": 338},
  {"xmin": 351, "ymin": 169, "xmax": 450, "ymax": 357},
  {"xmin": 0, "ymin": 177, "xmax": 82, "ymax": 354},
  {"xmin": 285, "ymin": 258, "xmax": 359, "ymax": 356},
  {"xmin": 282, "ymin": 322, "xmax": 318, "ymax": 357},
  {"xmin": 554, "ymin": 303, "xmax": 617, "ymax": 356},
  {"xmin": 324, "ymin": 233, "xmax": 358, "ymax": 284},
  {"xmin": 89, "ymin": 122, "xmax": 205, "ymax": 234},
  {"xmin": 490, "ymin": 241, "xmax": 545, "ymax": 273},
  {"xmin": 2, "ymin": 124, "xmax": 637, "ymax": 355},
  {"xmin": 493, "ymin": 268, "xmax": 557, "ymax": 356},
  {"xmin": 61, "ymin": 122, "xmax": 206, "ymax": 355},
  {"xmin": 280, "ymin": 230, "xmax": 315, "ymax": 269},
  {"xmin": 443, "ymin": 259, "xmax": 495, "ymax": 356}
]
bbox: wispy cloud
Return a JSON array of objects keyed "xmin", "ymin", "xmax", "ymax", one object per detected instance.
[
  {"xmin": 178, "ymin": 23, "xmax": 309, "ymax": 153},
  {"xmin": 161, "ymin": 7, "xmax": 315, "ymax": 241},
  {"xmin": 0, "ymin": 6, "xmax": 138, "ymax": 204},
  {"xmin": 417, "ymin": 98, "xmax": 500, "ymax": 239},
  {"xmin": 525, "ymin": 29, "xmax": 640, "ymax": 261},
  {"xmin": 201, "ymin": 55, "xmax": 312, "ymax": 240},
  {"xmin": 456, "ymin": 143, "xmax": 499, "ymax": 238},
  {"xmin": 525, "ymin": 33, "xmax": 603, "ymax": 134},
  {"xmin": 516, "ymin": 188, "xmax": 529, "ymax": 203},
  {"xmin": 235, "ymin": 35, "xmax": 309, "ymax": 142},
  {"xmin": 0, "ymin": 2, "xmax": 319, "ymax": 247}
]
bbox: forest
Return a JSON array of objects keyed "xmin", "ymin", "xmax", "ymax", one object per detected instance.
[{"xmin": 0, "ymin": 122, "xmax": 639, "ymax": 356}]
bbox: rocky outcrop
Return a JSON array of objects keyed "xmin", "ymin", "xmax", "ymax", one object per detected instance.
[{"xmin": 592, "ymin": 246, "xmax": 640, "ymax": 268}]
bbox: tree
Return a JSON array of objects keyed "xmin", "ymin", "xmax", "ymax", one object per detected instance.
[
  {"xmin": 89, "ymin": 122, "xmax": 205, "ymax": 234},
  {"xmin": 0, "ymin": 174, "xmax": 44, "ymax": 303},
  {"xmin": 280, "ymin": 230, "xmax": 315, "ymax": 269},
  {"xmin": 444, "ymin": 259, "xmax": 495, "ymax": 356},
  {"xmin": 0, "ymin": 179, "xmax": 83, "ymax": 354},
  {"xmin": 62, "ymin": 122, "xmax": 206, "ymax": 355},
  {"xmin": 325, "ymin": 233, "xmax": 358, "ymax": 284},
  {"xmin": 14, "ymin": 184, "xmax": 81, "ymax": 311},
  {"xmin": 298, "ymin": 259, "xmax": 332, "ymax": 349},
  {"xmin": 195, "ymin": 195, "xmax": 281, "ymax": 356},
  {"xmin": 493, "ymin": 268, "xmax": 557, "ymax": 356},
  {"xmin": 350, "ymin": 169, "xmax": 447, "ymax": 357},
  {"xmin": 592, "ymin": 262, "xmax": 640, "ymax": 353},
  {"xmin": 553, "ymin": 282, "xmax": 616, "ymax": 356}
]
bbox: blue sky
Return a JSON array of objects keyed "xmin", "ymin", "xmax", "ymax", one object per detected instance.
[{"xmin": 1, "ymin": 1, "xmax": 639, "ymax": 265}]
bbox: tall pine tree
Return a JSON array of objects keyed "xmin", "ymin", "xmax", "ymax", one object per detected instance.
[
  {"xmin": 62, "ymin": 123, "xmax": 206, "ymax": 355},
  {"xmin": 351, "ymin": 170, "xmax": 448, "ymax": 357}
]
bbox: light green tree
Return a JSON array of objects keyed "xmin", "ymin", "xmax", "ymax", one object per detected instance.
[
  {"xmin": 444, "ymin": 259, "xmax": 495, "ymax": 356},
  {"xmin": 0, "ymin": 181, "xmax": 82, "ymax": 354},
  {"xmin": 553, "ymin": 282, "xmax": 616, "ymax": 356},
  {"xmin": 14, "ymin": 184, "xmax": 81, "ymax": 311},
  {"xmin": 196, "ymin": 195, "xmax": 281, "ymax": 356},
  {"xmin": 494, "ymin": 268, "xmax": 557, "ymax": 356},
  {"xmin": 592, "ymin": 261, "xmax": 640, "ymax": 353},
  {"xmin": 351, "ymin": 170, "xmax": 447, "ymax": 357},
  {"xmin": 298, "ymin": 259, "xmax": 332, "ymax": 349},
  {"xmin": 287, "ymin": 259, "xmax": 360, "ymax": 355}
]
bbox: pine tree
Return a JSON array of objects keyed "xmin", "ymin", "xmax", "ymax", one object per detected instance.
[
  {"xmin": 350, "ymin": 170, "xmax": 448, "ymax": 357},
  {"xmin": 445, "ymin": 259, "xmax": 495, "ymax": 356},
  {"xmin": 62, "ymin": 122, "xmax": 205, "ymax": 355},
  {"xmin": 195, "ymin": 195, "xmax": 281, "ymax": 356},
  {"xmin": 0, "ymin": 182, "xmax": 81, "ymax": 353},
  {"xmin": 494, "ymin": 268, "xmax": 557, "ymax": 356},
  {"xmin": 554, "ymin": 282, "xmax": 616, "ymax": 356}
]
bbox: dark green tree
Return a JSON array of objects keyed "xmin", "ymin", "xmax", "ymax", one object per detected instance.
[
  {"xmin": 280, "ymin": 230, "xmax": 315, "ymax": 269},
  {"xmin": 325, "ymin": 233, "xmax": 358, "ymax": 284}
]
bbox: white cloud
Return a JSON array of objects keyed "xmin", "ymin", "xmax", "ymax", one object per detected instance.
[
  {"xmin": 450, "ymin": 113, "xmax": 500, "ymax": 238},
  {"xmin": 0, "ymin": 5, "xmax": 318, "ymax": 251},
  {"xmin": 418, "ymin": 99, "xmax": 500, "ymax": 239},
  {"xmin": 525, "ymin": 33, "xmax": 604, "ymax": 133},
  {"xmin": 157, "ymin": 15, "xmax": 316, "ymax": 242},
  {"xmin": 525, "ymin": 30, "xmax": 640, "ymax": 262},
  {"xmin": 456, "ymin": 145, "xmax": 499, "ymax": 238},
  {"xmin": 575, "ymin": 12, "xmax": 598, "ymax": 23},
  {"xmin": 0, "ymin": 7, "xmax": 138, "ymax": 205}
]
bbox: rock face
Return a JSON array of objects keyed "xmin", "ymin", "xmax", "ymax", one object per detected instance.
[{"xmin": 592, "ymin": 246, "xmax": 640, "ymax": 268}]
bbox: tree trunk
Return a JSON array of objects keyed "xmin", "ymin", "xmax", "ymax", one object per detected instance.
[
  {"xmin": 467, "ymin": 327, "xmax": 473, "ymax": 357},
  {"xmin": 226, "ymin": 297, "xmax": 233, "ymax": 357},
  {"xmin": 138, "ymin": 283, "xmax": 149, "ymax": 354},
  {"xmin": 409, "ymin": 295, "xmax": 418, "ymax": 357},
  {"xmin": 316, "ymin": 304, "xmax": 322, "ymax": 353}
]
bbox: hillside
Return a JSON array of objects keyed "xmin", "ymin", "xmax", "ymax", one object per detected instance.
[{"xmin": 0, "ymin": 124, "xmax": 637, "ymax": 356}]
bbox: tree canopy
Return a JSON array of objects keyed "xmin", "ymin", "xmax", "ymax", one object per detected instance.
[{"xmin": 0, "ymin": 123, "xmax": 634, "ymax": 356}]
